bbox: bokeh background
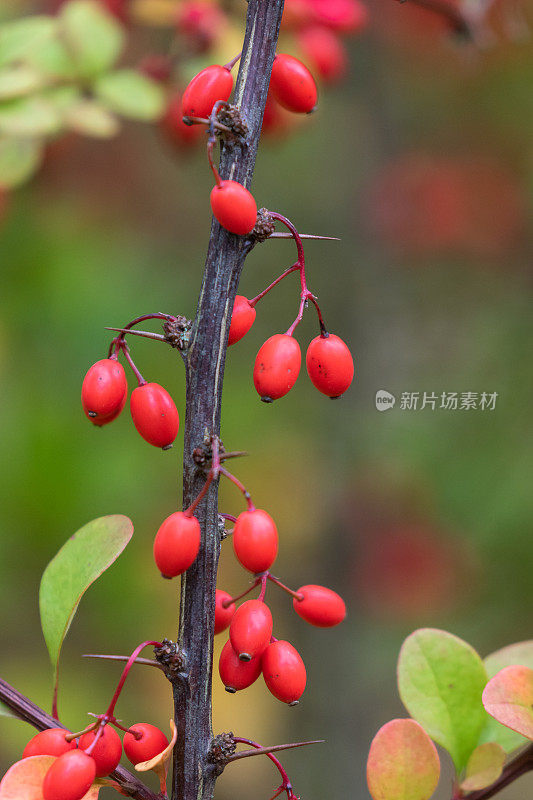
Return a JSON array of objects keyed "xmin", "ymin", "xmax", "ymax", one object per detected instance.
[{"xmin": 1, "ymin": 0, "xmax": 532, "ymax": 798}]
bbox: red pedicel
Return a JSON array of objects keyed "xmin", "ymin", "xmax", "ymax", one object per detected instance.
[
  {"xmin": 210, "ymin": 180, "xmax": 257, "ymax": 235},
  {"xmin": 262, "ymin": 640, "xmax": 307, "ymax": 704},
  {"xmin": 305, "ymin": 333, "xmax": 354, "ymax": 397},
  {"xmin": 219, "ymin": 639, "xmax": 262, "ymax": 692},
  {"xmin": 153, "ymin": 511, "xmax": 201, "ymax": 578},
  {"xmin": 23, "ymin": 728, "xmax": 77, "ymax": 759},
  {"xmin": 130, "ymin": 382, "xmax": 179, "ymax": 449},
  {"xmin": 228, "ymin": 295, "xmax": 257, "ymax": 345},
  {"xmin": 123, "ymin": 723, "xmax": 168, "ymax": 766},
  {"xmin": 42, "ymin": 750, "xmax": 96, "ymax": 800},
  {"xmin": 229, "ymin": 599, "xmax": 273, "ymax": 661},
  {"xmin": 215, "ymin": 589, "xmax": 235, "ymax": 634},
  {"xmin": 253, "ymin": 334, "xmax": 301, "ymax": 402},
  {"xmin": 233, "ymin": 508, "xmax": 278, "ymax": 573},
  {"xmin": 78, "ymin": 725, "xmax": 122, "ymax": 777},
  {"xmin": 293, "ymin": 584, "xmax": 346, "ymax": 627},
  {"xmin": 270, "ymin": 54, "xmax": 318, "ymax": 114},
  {"xmin": 181, "ymin": 65, "xmax": 233, "ymax": 119},
  {"xmin": 82, "ymin": 358, "xmax": 127, "ymax": 426}
]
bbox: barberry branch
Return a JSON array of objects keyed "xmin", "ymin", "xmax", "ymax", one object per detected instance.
[{"xmin": 172, "ymin": 3, "xmax": 285, "ymax": 800}]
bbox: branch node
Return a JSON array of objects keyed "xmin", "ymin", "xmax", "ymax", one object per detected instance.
[
  {"xmin": 163, "ymin": 316, "xmax": 192, "ymax": 351},
  {"xmin": 216, "ymin": 104, "xmax": 249, "ymax": 142},
  {"xmin": 208, "ymin": 732, "xmax": 237, "ymax": 775},
  {"xmin": 251, "ymin": 208, "xmax": 276, "ymax": 243},
  {"xmin": 153, "ymin": 639, "xmax": 187, "ymax": 682}
]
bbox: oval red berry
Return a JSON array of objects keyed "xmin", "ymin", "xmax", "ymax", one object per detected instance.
[
  {"xmin": 253, "ymin": 334, "xmax": 301, "ymax": 401},
  {"xmin": 262, "ymin": 640, "xmax": 307, "ymax": 704},
  {"xmin": 270, "ymin": 54, "xmax": 318, "ymax": 114},
  {"xmin": 229, "ymin": 599, "xmax": 273, "ymax": 661},
  {"xmin": 123, "ymin": 723, "xmax": 168, "ymax": 766},
  {"xmin": 293, "ymin": 584, "xmax": 346, "ymax": 627},
  {"xmin": 215, "ymin": 589, "xmax": 235, "ymax": 634},
  {"xmin": 153, "ymin": 511, "xmax": 201, "ymax": 578},
  {"xmin": 78, "ymin": 725, "xmax": 122, "ymax": 777},
  {"xmin": 219, "ymin": 639, "xmax": 262, "ymax": 692},
  {"xmin": 130, "ymin": 382, "xmax": 180, "ymax": 449},
  {"xmin": 305, "ymin": 333, "xmax": 354, "ymax": 397},
  {"xmin": 233, "ymin": 508, "xmax": 278, "ymax": 573},
  {"xmin": 42, "ymin": 750, "xmax": 96, "ymax": 800},
  {"xmin": 210, "ymin": 180, "xmax": 257, "ymax": 235},
  {"xmin": 181, "ymin": 65, "xmax": 233, "ymax": 119},
  {"xmin": 23, "ymin": 728, "xmax": 77, "ymax": 759},
  {"xmin": 228, "ymin": 295, "xmax": 257, "ymax": 345},
  {"xmin": 82, "ymin": 358, "xmax": 127, "ymax": 426}
]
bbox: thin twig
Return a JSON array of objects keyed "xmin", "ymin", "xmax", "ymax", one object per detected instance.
[
  {"xmin": 228, "ymin": 740, "xmax": 324, "ymax": 762},
  {"xmin": 104, "ymin": 327, "xmax": 167, "ymax": 341},
  {"xmin": 268, "ymin": 232, "xmax": 340, "ymax": 241},
  {"xmin": 82, "ymin": 654, "xmax": 165, "ymax": 671}
]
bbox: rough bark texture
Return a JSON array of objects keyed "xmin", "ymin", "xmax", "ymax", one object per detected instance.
[{"xmin": 172, "ymin": 3, "xmax": 285, "ymax": 800}]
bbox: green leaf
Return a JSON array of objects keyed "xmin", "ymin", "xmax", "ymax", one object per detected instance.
[
  {"xmin": 64, "ymin": 99, "xmax": 120, "ymax": 138},
  {"xmin": 478, "ymin": 640, "xmax": 533, "ymax": 753},
  {"xmin": 460, "ymin": 743, "xmax": 505, "ymax": 792},
  {"xmin": 0, "ymin": 136, "xmax": 43, "ymax": 188},
  {"xmin": 39, "ymin": 515, "xmax": 133, "ymax": 695},
  {"xmin": 59, "ymin": 0, "xmax": 124, "ymax": 78},
  {"xmin": 0, "ymin": 96, "xmax": 62, "ymax": 137},
  {"xmin": 94, "ymin": 69, "xmax": 165, "ymax": 120},
  {"xmin": 397, "ymin": 629, "xmax": 488, "ymax": 772},
  {"xmin": 482, "ymin": 665, "xmax": 533, "ymax": 740},
  {"xmin": 0, "ymin": 65, "xmax": 48, "ymax": 100},
  {"xmin": 367, "ymin": 718, "xmax": 440, "ymax": 800},
  {"xmin": 0, "ymin": 16, "xmax": 56, "ymax": 69}
]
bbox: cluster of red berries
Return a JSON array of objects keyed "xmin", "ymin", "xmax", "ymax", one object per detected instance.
[
  {"xmin": 22, "ymin": 721, "xmax": 168, "ymax": 800},
  {"xmin": 169, "ymin": 53, "xmax": 318, "ymax": 236},
  {"xmin": 82, "ymin": 355, "xmax": 179, "ymax": 450},
  {"xmin": 213, "ymin": 507, "xmax": 346, "ymax": 704}
]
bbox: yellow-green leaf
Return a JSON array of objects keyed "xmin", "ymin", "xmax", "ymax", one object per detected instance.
[
  {"xmin": 64, "ymin": 99, "xmax": 120, "ymax": 138},
  {"xmin": 59, "ymin": 0, "xmax": 124, "ymax": 78},
  {"xmin": 0, "ymin": 96, "xmax": 62, "ymax": 137},
  {"xmin": 94, "ymin": 69, "xmax": 165, "ymax": 120},
  {"xmin": 460, "ymin": 743, "xmax": 505, "ymax": 792},
  {"xmin": 398, "ymin": 629, "xmax": 488, "ymax": 772},
  {"xmin": 367, "ymin": 719, "xmax": 440, "ymax": 800},
  {"xmin": 0, "ymin": 136, "xmax": 43, "ymax": 188}
]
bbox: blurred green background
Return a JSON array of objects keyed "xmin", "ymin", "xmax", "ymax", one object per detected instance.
[{"xmin": 1, "ymin": 1, "xmax": 532, "ymax": 798}]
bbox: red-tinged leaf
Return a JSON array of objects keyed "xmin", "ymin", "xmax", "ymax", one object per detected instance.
[
  {"xmin": 460, "ymin": 743, "xmax": 506, "ymax": 792},
  {"xmin": 0, "ymin": 755, "xmax": 102, "ymax": 800},
  {"xmin": 367, "ymin": 719, "xmax": 440, "ymax": 800},
  {"xmin": 482, "ymin": 665, "xmax": 533, "ymax": 740},
  {"xmin": 135, "ymin": 719, "xmax": 177, "ymax": 795}
]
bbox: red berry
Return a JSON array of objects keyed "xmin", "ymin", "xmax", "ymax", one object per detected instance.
[
  {"xmin": 123, "ymin": 723, "xmax": 168, "ymax": 766},
  {"xmin": 210, "ymin": 180, "xmax": 257, "ymax": 235},
  {"xmin": 261, "ymin": 640, "xmax": 307, "ymax": 704},
  {"xmin": 130, "ymin": 382, "xmax": 179, "ymax": 449},
  {"xmin": 293, "ymin": 584, "xmax": 346, "ymax": 627},
  {"xmin": 161, "ymin": 94, "xmax": 204, "ymax": 149},
  {"xmin": 215, "ymin": 589, "xmax": 235, "ymax": 634},
  {"xmin": 233, "ymin": 508, "xmax": 278, "ymax": 573},
  {"xmin": 297, "ymin": 26, "xmax": 348, "ymax": 84},
  {"xmin": 42, "ymin": 750, "xmax": 96, "ymax": 800},
  {"xmin": 228, "ymin": 296, "xmax": 257, "ymax": 345},
  {"xmin": 79, "ymin": 726, "xmax": 122, "ymax": 777},
  {"xmin": 23, "ymin": 728, "xmax": 77, "ymax": 759},
  {"xmin": 219, "ymin": 639, "xmax": 262, "ymax": 692},
  {"xmin": 82, "ymin": 358, "xmax": 127, "ymax": 426},
  {"xmin": 229, "ymin": 599, "xmax": 273, "ymax": 661},
  {"xmin": 175, "ymin": 1, "xmax": 228, "ymax": 53},
  {"xmin": 181, "ymin": 65, "xmax": 233, "ymax": 119},
  {"xmin": 310, "ymin": 0, "xmax": 369, "ymax": 33},
  {"xmin": 270, "ymin": 54, "xmax": 318, "ymax": 114},
  {"xmin": 253, "ymin": 334, "xmax": 301, "ymax": 402},
  {"xmin": 153, "ymin": 511, "xmax": 201, "ymax": 578},
  {"xmin": 305, "ymin": 333, "xmax": 354, "ymax": 397}
]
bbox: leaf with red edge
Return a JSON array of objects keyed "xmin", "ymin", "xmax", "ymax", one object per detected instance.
[
  {"xmin": 367, "ymin": 718, "xmax": 440, "ymax": 800},
  {"xmin": 135, "ymin": 719, "xmax": 177, "ymax": 795},
  {"xmin": 482, "ymin": 665, "xmax": 533, "ymax": 740},
  {"xmin": 460, "ymin": 743, "xmax": 506, "ymax": 792},
  {"xmin": 0, "ymin": 755, "xmax": 101, "ymax": 799}
]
